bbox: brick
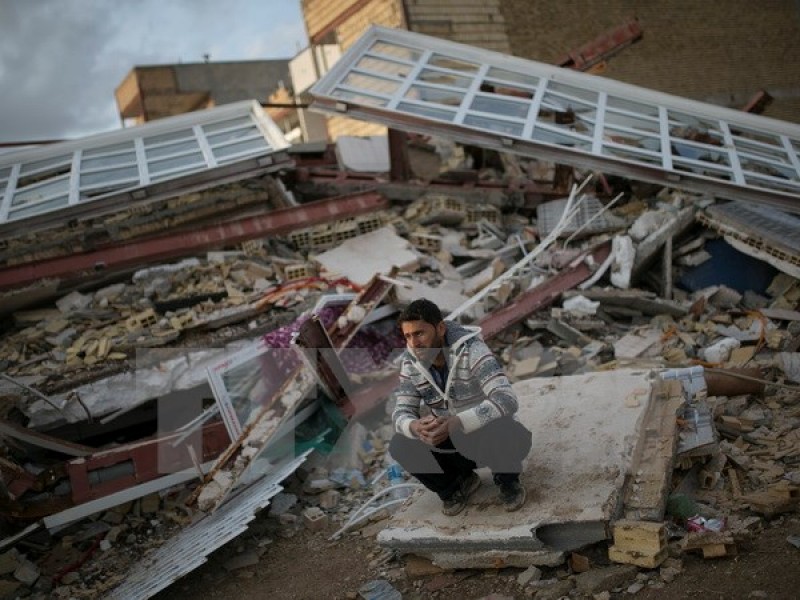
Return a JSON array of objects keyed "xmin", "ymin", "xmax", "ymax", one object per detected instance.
[
  {"xmin": 608, "ymin": 544, "xmax": 668, "ymax": 569},
  {"xmin": 612, "ymin": 520, "xmax": 667, "ymax": 553},
  {"xmin": 302, "ymin": 506, "xmax": 329, "ymax": 531}
]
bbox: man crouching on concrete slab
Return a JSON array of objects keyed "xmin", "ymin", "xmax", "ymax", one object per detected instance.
[{"xmin": 389, "ymin": 298, "xmax": 532, "ymax": 516}]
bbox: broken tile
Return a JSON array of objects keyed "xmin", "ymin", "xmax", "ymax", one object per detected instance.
[{"xmin": 613, "ymin": 328, "xmax": 663, "ymax": 360}]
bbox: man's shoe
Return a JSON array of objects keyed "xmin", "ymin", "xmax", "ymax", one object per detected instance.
[
  {"xmin": 498, "ymin": 480, "xmax": 526, "ymax": 512},
  {"xmin": 441, "ymin": 472, "xmax": 481, "ymax": 516}
]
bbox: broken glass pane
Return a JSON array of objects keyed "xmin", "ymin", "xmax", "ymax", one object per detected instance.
[
  {"xmin": 485, "ymin": 67, "xmax": 539, "ymax": 89},
  {"xmin": 81, "ymin": 152, "xmax": 137, "ymax": 170},
  {"xmin": 148, "ymin": 152, "xmax": 206, "ymax": 175},
  {"xmin": 213, "ymin": 137, "xmax": 270, "ymax": 162},
  {"xmin": 419, "ymin": 68, "xmax": 472, "ymax": 88},
  {"xmin": 369, "ymin": 40, "xmax": 422, "ymax": 63},
  {"xmin": 397, "ymin": 101, "xmax": 457, "ymax": 121},
  {"xmin": 8, "ymin": 195, "xmax": 69, "ymax": 220},
  {"xmin": 405, "ymin": 84, "xmax": 464, "ymax": 106},
  {"xmin": 470, "ymin": 94, "xmax": 530, "ymax": 119},
  {"xmin": 463, "ymin": 114, "xmax": 523, "ymax": 136},
  {"xmin": 331, "ymin": 88, "xmax": 389, "ymax": 107},
  {"xmin": 356, "ymin": 55, "xmax": 413, "ymax": 78},
  {"xmin": 80, "ymin": 165, "xmax": 140, "ymax": 188},
  {"xmin": 342, "ymin": 72, "xmax": 401, "ymax": 97},
  {"xmin": 12, "ymin": 176, "xmax": 69, "ymax": 207},
  {"xmin": 146, "ymin": 139, "xmax": 200, "ymax": 160},
  {"xmin": 427, "ymin": 54, "xmax": 479, "ymax": 73}
]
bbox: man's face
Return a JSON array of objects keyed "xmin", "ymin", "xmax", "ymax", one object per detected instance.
[{"xmin": 401, "ymin": 319, "xmax": 446, "ymax": 364}]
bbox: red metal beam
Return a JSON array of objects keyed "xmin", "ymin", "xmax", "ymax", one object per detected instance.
[
  {"xmin": 0, "ymin": 192, "xmax": 389, "ymax": 291},
  {"xmin": 555, "ymin": 18, "xmax": 643, "ymax": 71},
  {"xmin": 741, "ymin": 90, "xmax": 773, "ymax": 114},
  {"xmin": 478, "ymin": 242, "xmax": 612, "ymax": 340},
  {"xmin": 67, "ymin": 421, "xmax": 230, "ymax": 504}
]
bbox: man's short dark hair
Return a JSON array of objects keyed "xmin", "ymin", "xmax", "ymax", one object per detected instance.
[{"xmin": 398, "ymin": 298, "xmax": 443, "ymax": 327}]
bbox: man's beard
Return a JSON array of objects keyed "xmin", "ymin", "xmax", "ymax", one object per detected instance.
[{"xmin": 414, "ymin": 332, "xmax": 444, "ymax": 366}]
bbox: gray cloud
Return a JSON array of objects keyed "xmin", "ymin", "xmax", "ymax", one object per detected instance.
[{"xmin": 0, "ymin": 0, "xmax": 306, "ymax": 143}]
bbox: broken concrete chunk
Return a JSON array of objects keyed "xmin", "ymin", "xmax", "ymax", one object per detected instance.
[
  {"xmin": 610, "ymin": 235, "xmax": 635, "ymax": 289},
  {"xmin": 517, "ymin": 565, "xmax": 542, "ymax": 586},
  {"xmin": 302, "ymin": 506, "xmax": 329, "ymax": 531},
  {"xmin": 95, "ymin": 283, "xmax": 127, "ymax": 303},
  {"xmin": 223, "ymin": 551, "xmax": 260, "ymax": 571},
  {"xmin": 562, "ymin": 295, "xmax": 599, "ymax": 316},
  {"xmin": 140, "ymin": 492, "xmax": 161, "ymax": 514},
  {"xmin": 0, "ymin": 548, "xmax": 21, "ymax": 575},
  {"xmin": 56, "ymin": 291, "xmax": 92, "ymax": 314},
  {"xmin": 197, "ymin": 481, "xmax": 224, "ymax": 512},
  {"xmin": 268, "ymin": 493, "xmax": 298, "ymax": 517},
  {"xmin": 613, "ymin": 328, "xmax": 663, "ymax": 360},
  {"xmin": 319, "ymin": 489, "xmax": 341, "ymax": 510},
  {"xmin": 13, "ymin": 558, "xmax": 40, "ymax": 586},
  {"xmin": 629, "ymin": 210, "xmax": 670, "ymax": 241},
  {"xmin": 313, "ymin": 227, "xmax": 420, "ymax": 286},
  {"xmin": 777, "ymin": 353, "xmax": 800, "ymax": 383},
  {"xmin": 575, "ymin": 564, "xmax": 638, "ymax": 595},
  {"xmin": 532, "ymin": 578, "xmax": 575, "ymax": 600},
  {"xmin": 701, "ymin": 337, "xmax": 741, "ymax": 363}
]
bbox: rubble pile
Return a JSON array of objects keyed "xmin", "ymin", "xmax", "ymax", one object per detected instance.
[{"xmin": 0, "ymin": 112, "xmax": 798, "ymax": 600}]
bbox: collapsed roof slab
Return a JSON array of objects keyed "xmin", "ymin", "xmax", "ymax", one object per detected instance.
[
  {"xmin": 310, "ymin": 26, "xmax": 800, "ymax": 214},
  {"xmin": 0, "ymin": 101, "xmax": 291, "ymax": 236},
  {"xmin": 698, "ymin": 201, "xmax": 800, "ymax": 279},
  {"xmin": 378, "ymin": 368, "xmax": 666, "ymax": 568}
]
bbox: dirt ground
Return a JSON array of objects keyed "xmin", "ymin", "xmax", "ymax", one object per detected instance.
[{"xmin": 156, "ymin": 509, "xmax": 800, "ymax": 600}]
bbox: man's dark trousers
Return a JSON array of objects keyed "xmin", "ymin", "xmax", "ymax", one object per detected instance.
[{"xmin": 388, "ymin": 416, "xmax": 532, "ymax": 500}]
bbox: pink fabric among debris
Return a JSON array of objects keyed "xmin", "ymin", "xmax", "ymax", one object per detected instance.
[{"xmin": 261, "ymin": 304, "xmax": 403, "ymax": 375}]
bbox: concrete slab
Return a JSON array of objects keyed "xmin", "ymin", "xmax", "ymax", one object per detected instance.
[
  {"xmin": 378, "ymin": 368, "xmax": 658, "ymax": 568},
  {"xmin": 312, "ymin": 227, "xmax": 421, "ymax": 286}
]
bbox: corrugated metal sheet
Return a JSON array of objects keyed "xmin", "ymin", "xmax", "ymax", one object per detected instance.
[{"xmin": 106, "ymin": 450, "xmax": 312, "ymax": 600}]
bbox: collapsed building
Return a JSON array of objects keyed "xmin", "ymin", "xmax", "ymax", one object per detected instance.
[{"xmin": 0, "ymin": 23, "xmax": 798, "ymax": 600}]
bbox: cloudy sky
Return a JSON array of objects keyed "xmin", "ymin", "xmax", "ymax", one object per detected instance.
[{"xmin": 0, "ymin": 0, "xmax": 307, "ymax": 144}]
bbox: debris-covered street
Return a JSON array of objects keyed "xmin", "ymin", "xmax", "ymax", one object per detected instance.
[{"xmin": 1, "ymin": 2, "xmax": 799, "ymax": 599}]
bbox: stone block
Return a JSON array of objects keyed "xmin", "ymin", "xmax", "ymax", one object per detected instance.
[
  {"xmin": 13, "ymin": 559, "xmax": 40, "ymax": 586},
  {"xmin": 0, "ymin": 580, "xmax": 20, "ymax": 598},
  {"xmin": 0, "ymin": 549, "xmax": 20, "ymax": 575},
  {"xmin": 575, "ymin": 564, "xmax": 639, "ymax": 595},
  {"xmin": 140, "ymin": 493, "xmax": 161, "ymax": 514},
  {"xmin": 319, "ymin": 489, "xmax": 341, "ymax": 510},
  {"xmin": 533, "ymin": 579, "xmax": 574, "ymax": 600},
  {"xmin": 612, "ymin": 520, "xmax": 667, "ymax": 553},
  {"xmin": 517, "ymin": 565, "xmax": 542, "ymax": 586},
  {"xmin": 302, "ymin": 506, "xmax": 329, "ymax": 531},
  {"xmin": 608, "ymin": 544, "xmax": 668, "ymax": 568},
  {"xmin": 403, "ymin": 555, "xmax": 445, "ymax": 579}
]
